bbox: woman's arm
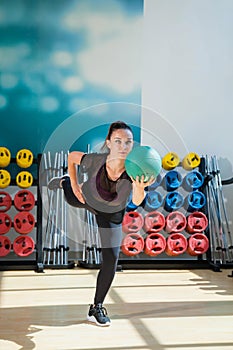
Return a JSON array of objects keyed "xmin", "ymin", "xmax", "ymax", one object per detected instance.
[
  {"xmin": 68, "ymin": 151, "xmax": 85, "ymax": 203},
  {"xmin": 131, "ymin": 175, "xmax": 155, "ymax": 206}
]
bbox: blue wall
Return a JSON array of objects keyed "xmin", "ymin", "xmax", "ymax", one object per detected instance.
[{"xmin": 0, "ymin": 0, "xmax": 143, "ymax": 157}]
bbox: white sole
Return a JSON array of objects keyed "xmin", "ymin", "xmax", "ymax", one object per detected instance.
[{"xmin": 87, "ymin": 315, "xmax": 111, "ymax": 327}]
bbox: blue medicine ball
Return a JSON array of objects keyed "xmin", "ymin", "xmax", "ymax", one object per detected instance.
[{"xmin": 125, "ymin": 146, "xmax": 162, "ymax": 182}]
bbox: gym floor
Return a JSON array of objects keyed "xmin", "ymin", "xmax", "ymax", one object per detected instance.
[{"xmin": 0, "ymin": 268, "xmax": 232, "ymax": 350}]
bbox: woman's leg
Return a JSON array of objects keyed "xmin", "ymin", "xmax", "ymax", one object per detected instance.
[
  {"xmin": 61, "ymin": 176, "xmax": 85, "ymax": 208},
  {"xmin": 93, "ymin": 216, "xmax": 122, "ymax": 305},
  {"xmin": 62, "ymin": 176, "xmax": 97, "ymax": 214}
]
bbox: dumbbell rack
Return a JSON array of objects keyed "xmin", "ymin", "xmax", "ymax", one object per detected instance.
[
  {"xmin": 0, "ymin": 154, "xmax": 43, "ymax": 272},
  {"xmin": 118, "ymin": 156, "xmax": 227, "ymax": 271}
]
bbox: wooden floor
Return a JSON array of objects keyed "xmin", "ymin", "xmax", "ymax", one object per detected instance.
[{"xmin": 0, "ymin": 267, "xmax": 233, "ymax": 350}]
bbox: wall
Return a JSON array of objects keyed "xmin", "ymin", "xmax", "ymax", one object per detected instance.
[
  {"xmin": 141, "ymin": 0, "xmax": 233, "ymax": 232},
  {"xmin": 0, "ymin": 0, "xmax": 143, "ymax": 156}
]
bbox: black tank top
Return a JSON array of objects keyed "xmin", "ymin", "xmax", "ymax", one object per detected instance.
[{"xmin": 80, "ymin": 153, "xmax": 132, "ymax": 223}]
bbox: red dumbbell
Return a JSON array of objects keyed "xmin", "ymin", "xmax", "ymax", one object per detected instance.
[
  {"xmin": 143, "ymin": 211, "xmax": 165, "ymax": 233},
  {"xmin": 144, "ymin": 233, "xmax": 166, "ymax": 256},
  {"xmin": 121, "ymin": 233, "xmax": 144, "ymax": 256},
  {"xmin": 186, "ymin": 212, "xmax": 208, "ymax": 233},
  {"xmin": 14, "ymin": 190, "xmax": 35, "ymax": 211},
  {"xmin": 0, "ymin": 212, "xmax": 12, "ymax": 234},
  {"xmin": 13, "ymin": 236, "xmax": 35, "ymax": 257},
  {"xmin": 165, "ymin": 211, "xmax": 187, "ymax": 233},
  {"xmin": 165, "ymin": 233, "xmax": 188, "ymax": 256},
  {"xmin": 13, "ymin": 211, "xmax": 35, "ymax": 234},
  {"xmin": 0, "ymin": 191, "xmax": 12, "ymax": 212},
  {"xmin": 122, "ymin": 211, "xmax": 144, "ymax": 233},
  {"xmin": 187, "ymin": 233, "xmax": 209, "ymax": 256}
]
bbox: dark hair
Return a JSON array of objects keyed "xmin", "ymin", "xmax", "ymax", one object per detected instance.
[{"xmin": 101, "ymin": 121, "xmax": 133, "ymax": 152}]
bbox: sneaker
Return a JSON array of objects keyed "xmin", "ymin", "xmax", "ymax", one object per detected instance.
[
  {"xmin": 47, "ymin": 176, "xmax": 63, "ymax": 190},
  {"xmin": 87, "ymin": 303, "xmax": 111, "ymax": 327}
]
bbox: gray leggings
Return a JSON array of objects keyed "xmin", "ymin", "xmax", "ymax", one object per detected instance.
[{"xmin": 62, "ymin": 176, "xmax": 122, "ymax": 304}]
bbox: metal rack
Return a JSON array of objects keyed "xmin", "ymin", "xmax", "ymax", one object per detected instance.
[
  {"xmin": 0, "ymin": 154, "xmax": 43, "ymax": 272},
  {"xmin": 118, "ymin": 156, "xmax": 233, "ymax": 271},
  {"xmin": 42, "ymin": 151, "xmax": 75, "ymax": 269},
  {"xmin": 18, "ymin": 151, "xmax": 231, "ymax": 273}
]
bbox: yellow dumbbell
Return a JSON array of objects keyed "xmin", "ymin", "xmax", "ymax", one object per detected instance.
[
  {"xmin": 0, "ymin": 147, "xmax": 11, "ymax": 167},
  {"xmin": 16, "ymin": 171, "xmax": 33, "ymax": 188},
  {"xmin": 16, "ymin": 149, "xmax": 33, "ymax": 168},
  {"xmin": 162, "ymin": 152, "xmax": 180, "ymax": 170},
  {"xmin": 0, "ymin": 169, "xmax": 11, "ymax": 188},
  {"xmin": 182, "ymin": 152, "xmax": 201, "ymax": 170}
]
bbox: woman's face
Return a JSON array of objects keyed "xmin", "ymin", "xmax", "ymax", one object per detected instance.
[{"xmin": 107, "ymin": 129, "xmax": 133, "ymax": 160}]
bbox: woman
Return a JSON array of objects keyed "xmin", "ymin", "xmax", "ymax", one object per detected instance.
[{"xmin": 48, "ymin": 121, "xmax": 155, "ymax": 326}]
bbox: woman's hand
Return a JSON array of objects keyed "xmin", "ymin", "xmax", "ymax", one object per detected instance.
[
  {"xmin": 72, "ymin": 183, "xmax": 86, "ymax": 204},
  {"xmin": 131, "ymin": 175, "xmax": 155, "ymax": 206},
  {"xmin": 131, "ymin": 175, "xmax": 155, "ymax": 189},
  {"xmin": 68, "ymin": 151, "xmax": 86, "ymax": 204}
]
